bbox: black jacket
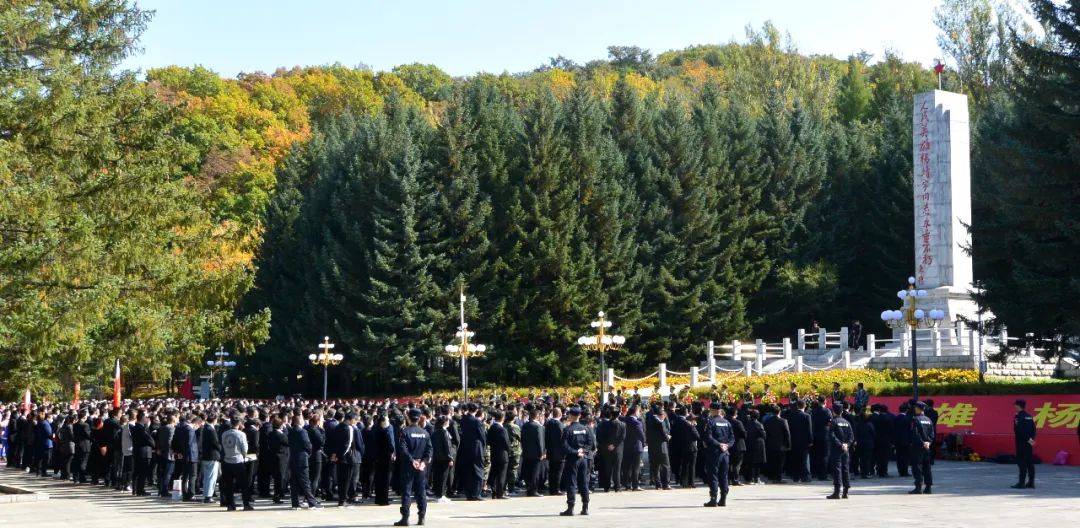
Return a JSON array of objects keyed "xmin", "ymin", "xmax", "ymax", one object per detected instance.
[
  {"xmin": 644, "ymin": 412, "xmax": 670, "ymax": 456},
  {"xmin": 520, "ymin": 420, "xmax": 545, "ymax": 460},
  {"xmin": 487, "ymin": 422, "xmax": 510, "ymax": 461},
  {"xmin": 432, "ymin": 426, "xmax": 456, "ymax": 462},
  {"xmin": 785, "ymin": 409, "xmax": 813, "ymax": 449},
  {"xmin": 543, "ymin": 418, "xmax": 564, "ymax": 458},
  {"xmin": 764, "ymin": 414, "xmax": 791, "ymax": 452},
  {"xmin": 199, "ymin": 424, "xmax": 222, "ymax": 462},
  {"xmin": 131, "ymin": 422, "xmax": 154, "ymax": 459}
]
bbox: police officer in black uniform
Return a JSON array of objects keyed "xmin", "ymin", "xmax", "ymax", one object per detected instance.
[
  {"xmin": 559, "ymin": 406, "xmax": 594, "ymax": 517},
  {"xmin": 826, "ymin": 403, "xmax": 853, "ymax": 499},
  {"xmin": 909, "ymin": 401, "xmax": 935, "ymax": 494},
  {"xmin": 700, "ymin": 402, "xmax": 734, "ymax": 507},
  {"xmin": 395, "ymin": 409, "xmax": 432, "ymax": 527},
  {"xmin": 1011, "ymin": 399, "xmax": 1036, "ymax": 489}
]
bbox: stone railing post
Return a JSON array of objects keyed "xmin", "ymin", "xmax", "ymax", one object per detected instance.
[
  {"xmin": 707, "ymin": 340, "xmax": 717, "ymax": 383},
  {"xmin": 867, "ymin": 334, "xmax": 876, "ymax": 358},
  {"xmin": 783, "ymin": 338, "xmax": 792, "ymax": 360},
  {"xmin": 606, "ymin": 368, "xmax": 615, "ymax": 389},
  {"xmin": 731, "ymin": 339, "xmax": 741, "ymax": 361},
  {"xmin": 954, "ymin": 320, "xmax": 966, "ymax": 346},
  {"xmin": 755, "ymin": 339, "xmax": 765, "ymax": 373},
  {"xmin": 795, "ymin": 355, "xmax": 804, "ymax": 373},
  {"xmin": 743, "ymin": 361, "xmax": 753, "ymax": 377},
  {"xmin": 840, "ymin": 326, "xmax": 849, "ymax": 350},
  {"xmin": 933, "ymin": 326, "xmax": 942, "ymax": 356},
  {"xmin": 797, "ymin": 328, "xmax": 806, "ymax": 351},
  {"xmin": 818, "ymin": 328, "xmax": 827, "ymax": 351},
  {"xmin": 658, "ymin": 363, "xmax": 667, "ymax": 388},
  {"xmin": 690, "ymin": 367, "xmax": 699, "ymax": 388},
  {"xmin": 843, "ymin": 350, "xmax": 851, "ymax": 369}
]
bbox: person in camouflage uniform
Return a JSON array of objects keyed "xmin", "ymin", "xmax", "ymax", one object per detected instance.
[{"xmin": 505, "ymin": 409, "xmax": 522, "ymax": 494}]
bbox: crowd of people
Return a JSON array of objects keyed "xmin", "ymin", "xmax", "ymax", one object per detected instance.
[{"xmin": 0, "ymin": 384, "xmax": 1026, "ymax": 525}]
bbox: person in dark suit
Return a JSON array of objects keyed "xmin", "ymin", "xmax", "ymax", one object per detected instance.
[
  {"xmin": 242, "ymin": 412, "xmax": 260, "ymax": 498},
  {"xmin": 669, "ymin": 406, "xmax": 690, "ymax": 484},
  {"xmin": 869, "ymin": 404, "xmax": 894, "ymax": 477},
  {"xmin": 543, "ymin": 406, "xmax": 564, "ymax": 496},
  {"xmin": 763, "ymin": 405, "xmax": 791, "ymax": 483},
  {"xmin": 456, "ymin": 403, "xmax": 487, "ymax": 501},
  {"xmin": 131, "ymin": 412, "xmax": 154, "ymax": 496},
  {"xmin": 256, "ymin": 412, "xmax": 273, "ymax": 497},
  {"xmin": 809, "ymin": 398, "xmax": 832, "ymax": 480},
  {"xmin": 745, "ymin": 409, "xmax": 766, "ymax": 484},
  {"xmin": 171, "ymin": 413, "xmax": 198, "ymax": 501},
  {"xmin": 645, "ymin": 404, "xmax": 671, "ymax": 490},
  {"xmin": 304, "ymin": 413, "xmax": 326, "ymax": 501},
  {"xmin": 55, "ymin": 415, "xmax": 74, "ymax": 480},
  {"xmin": 154, "ymin": 412, "xmax": 176, "ymax": 498},
  {"xmin": 678, "ymin": 410, "xmax": 700, "ymax": 488},
  {"xmin": 854, "ymin": 409, "xmax": 876, "ymax": 479},
  {"xmin": 267, "ymin": 416, "xmax": 289, "ymax": 504},
  {"xmin": 430, "ymin": 414, "xmax": 456, "ymax": 499},
  {"xmin": 486, "ymin": 410, "xmax": 510, "ymax": 499},
  {"xmin": 198, "ymin": 413, "xmax": 222, "ymax": 503},
  {"xmin": 893, "ymin": 403, "xmax": 912, "ymax": 477},
  {"xmin": 596, "ymin": 406, "xmax": 625, "ymax": 492},
  {"xmin": 785, "ymin": 400, "xmax": 813, "ymax": 482},
  {"xmin": 328, "ymin": 412, "xmax": 362, "ymax": 506},
  {"xmin": 287, "ymin": 414, "xmax": 320, "ymax": 509},
  {"xmin": 728, "ymin": 406, "xmax": 747, "ymax": 486},
  {"xmin": 520, "ymin": 408, "xmax": 545, "ymax": 496},
  {"xmin": 372, "ymin": 413, "xmax": 395, "ymax": 505},
  {"xmin": 620, "ymin": 405, "xmax": 646, "ymax": 491},
  {"xmin": 71, "ymin": 411, "xmax": 92, "ymax": 483}
]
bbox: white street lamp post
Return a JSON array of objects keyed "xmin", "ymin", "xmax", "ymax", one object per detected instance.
[
  {"xmin": 880, "ymin": 277, "xmax": 946, "ymax": 400},
  {"xmin": 205, "ymin": 345, "xmax": 237, "ymax": 399},
  {"xmin": 444, "ymin": 287, "xmax": 488, "ymax": 401},
  {"xmin": 577, "ymin": 311, "xmax": 626, "ymax": 404},
  {"xmin": 308, "ymin": 336, "xmax": 343, "ymax": 401}
]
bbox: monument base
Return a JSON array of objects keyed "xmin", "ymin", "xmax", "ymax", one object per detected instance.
[{"xmin": 923, "ymin": 286, "xmax": 981, "ymax": 325}]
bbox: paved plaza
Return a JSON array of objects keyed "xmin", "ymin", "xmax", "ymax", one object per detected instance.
[{"xmin": 1, "ymin": 461, "xmax": 1077, "ymax": 527}]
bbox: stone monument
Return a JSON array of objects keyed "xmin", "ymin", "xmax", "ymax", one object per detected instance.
[{"xmin": 911, "ymin": 90, "xmax": 979, "ymax": 328}]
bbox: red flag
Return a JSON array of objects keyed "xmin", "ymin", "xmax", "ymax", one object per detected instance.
[
  {"xmin": 112, "ymin": 358, "xmax": 122, "ymax": 409},
  {"xmin": 933, "ymin": 62, "xmax": 945, "ymax": 74},
  {"xmin": 71, "ymin": 381, "xmax": 80, "ymax": 410},
  {"xmin": 21, "ymin": 387, "xmax": 30, "ymax": 412},
  {"xmin": 179, "ymin": 376, "xmax": 194, "ymax": 400}
]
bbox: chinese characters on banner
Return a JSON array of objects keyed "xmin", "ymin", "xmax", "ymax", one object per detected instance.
[
  {"xmin": 916, "ymin": 100, "xmax": 934, "ymax": 285},
  {"xmin": 876, "ymin": 395, "xmax": 1080, "ymax": 465}
]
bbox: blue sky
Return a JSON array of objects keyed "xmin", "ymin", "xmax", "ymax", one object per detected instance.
[{"xmin": 124, "ymin": 0, "xmax": 946, "ymax": 77}]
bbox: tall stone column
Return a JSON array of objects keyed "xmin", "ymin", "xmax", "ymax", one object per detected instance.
[{"xmin": 911, "ymin": 90, "xmax": 979, "ymax": 326}]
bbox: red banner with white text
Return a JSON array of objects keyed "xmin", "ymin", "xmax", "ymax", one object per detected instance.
[{"xmin": 872, "ymin": 394, "xmax": 1080, "ymax": 466}]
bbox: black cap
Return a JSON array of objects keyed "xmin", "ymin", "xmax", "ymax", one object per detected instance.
[
  {"xmin": 914, "ymin": 401, "xmax": 927, "ymax": 410},
  {"xmin": 1014, "ymin": 399, "xmax": 1026, "ymax": 409},
  {"xmin": 567, "ymin": 406, "xmax": 582, "ymax": 416},
  {"xmin": 831, "ymin": 403, "xmax": 843, "ymax": 414},
  {"xmin": 709, "ymin": 402, "xmax": 722, "ymax": 410},
  {"xmin": 407, "ymin": 409, "xmax": 422, "ymax": 420}
]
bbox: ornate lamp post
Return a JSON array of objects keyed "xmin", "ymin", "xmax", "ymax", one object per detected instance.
[
  {"xmin": 205, "ymin": 345, "xmax": 236, "ymax": 399},
  {"xmin": 444, "ymin": 287, "xmax": 488, "ymax": 401},
  {"xmin": 881, "ymin": 277, "xmax": 946, "ymax": 400},
  {"xmin": 308, "ymin": 336, "xmax": 343, "ymax": 401},
  {"xmin": 577, "ymin": 311, "xmax": 626, "ymax": 404}
]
